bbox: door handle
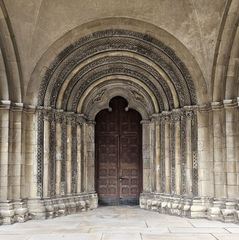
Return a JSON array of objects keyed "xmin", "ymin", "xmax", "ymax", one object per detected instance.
[{"xmin": 119, "ymin": 177, "xmax": 125, "ymax": 181}]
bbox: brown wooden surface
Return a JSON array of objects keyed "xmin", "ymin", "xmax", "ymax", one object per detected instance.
[{"xmin": 95, "ymin": 97, "xmax": 142, "ymax": 205}]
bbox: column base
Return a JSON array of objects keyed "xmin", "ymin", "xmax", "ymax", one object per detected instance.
[
  {"xmin": 27, "ymin": 192, "xmax": 98, "ymax": 221},
  {"xmin": 0, "ymin": 201, "xmax": 15, "ymax": 224},
  {"xmin": 140, "ymin": 193, "xmax": 239, "ymax": 224},
  {"xmin": 13, "ymin": 200, "xmax": 29, "ymax": 223}
]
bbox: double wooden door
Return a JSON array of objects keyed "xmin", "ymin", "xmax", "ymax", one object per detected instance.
[{"xmin": 95, "ymin": 97, "xmax": 142, "ymax": 205}]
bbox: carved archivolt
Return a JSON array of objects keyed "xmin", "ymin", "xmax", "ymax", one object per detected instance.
[
  {"xmin": 38, "ymin": 29, "xmax": 196, "ymax": 112},
  {"xmin": 35, "ymin": 29, "xmax": 198, "ymax": 199}
]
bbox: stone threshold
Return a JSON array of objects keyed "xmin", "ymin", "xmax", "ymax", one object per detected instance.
[
  {"xmin": 140, "ymin": 193, "xmax": 239, "ymax": 224},
  {"xmin": 0, "ymin": 192, "xmax": 98, "ymax": 225}
]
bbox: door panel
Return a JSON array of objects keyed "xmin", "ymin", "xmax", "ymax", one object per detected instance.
[{"xmin": 96, "ymin": 97, "xmax": 142, "ymax": 205}]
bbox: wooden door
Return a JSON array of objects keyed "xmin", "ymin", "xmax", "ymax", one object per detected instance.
[{"xmin": 95, "ymin": 97, "xmax": 142, "ymax": 205}]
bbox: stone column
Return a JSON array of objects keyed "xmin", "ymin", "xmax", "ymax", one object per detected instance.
[
  {"xmin": 55, "ymin": 110, "xmax": 63, "ymax": 196},
  {"xmin": 23, "ymin": 106, "xmax": 37, "ymax": 198},
  {"xmin": 0, "ymin": 101, "xmax": 15, "ymax": 224},
  {"xmin": 173, "ymin": 110, "xmax": 181, "ymax": 195},
  {"xmin": 184, "ymin": 108, "xmax": 193, "ymax": 196},
  {"xmin": 211, "ymin": 102, "xmax": 227, "ymax": 198},
  {"xmin": 0, "ymin": 100, "xmax": 10, "ymax": 201},
  {"xmin": 76, "ymin": 116, "xmax": 83, "ymax": 193},
  {"xmin": 153, "ymin": 115, "xmax": 161, "ymax": 193},
  {"xmin": 85, "ymin": 121, "xmax": 95, "ymax": 192},
  {"xmin": 66, "ymin": 113, "xmax": 73, "ymax": 195},
  {"xmin": 224, "ymin": 100, "xmax": 238, "ymax": 198},
  {"xmin": 141, "ymin": 120, "xmax": 153, "ymax": 192},
  {"xmin": 163, "ymin": 112, "xmax": 171, "ymax": 194},
  {"xmin": 82, "ymin": 121, "xmax": 87, "ymax": 192},
  {"xmin": 10, "ymin": 103, "xmax": 23, "ymax": 201},
  {"xmin": 27, "ymin": 107, "xmax": 46, "ymax": 220},
  {"xmin": 197, "ymin": 105, "xmax": 214, "ymax": 197},
  {"xmin": 43, "ymin": 109, "xmax": 51, "ymax": 198}
]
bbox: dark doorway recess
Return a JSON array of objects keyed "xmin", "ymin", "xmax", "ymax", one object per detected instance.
[{"xmin": 95, "ymin": 97, "xmax": 142, "ymax": 205}]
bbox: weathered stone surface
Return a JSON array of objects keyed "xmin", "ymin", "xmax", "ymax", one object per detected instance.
[{"xmin": 0, "ymin": 0, "xmax": 239, "ymax": 228}]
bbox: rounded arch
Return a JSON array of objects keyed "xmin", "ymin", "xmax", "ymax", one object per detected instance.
[
  {"xmin": 0, "ymin": 3, "xmax": 22, "ymax": 102},
  {"xmin": 81, "ymin": 81, "xmax": 155, "ymax": 120},
  {"xmin": 26, "ymin": 17, "xmax": 208, "ymax": 107},
  {"xmin": 212, "ymin": 0, "xmax": 239, "ymax": 101}
]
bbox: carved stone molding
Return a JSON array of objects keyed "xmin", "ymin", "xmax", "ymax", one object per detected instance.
[
  {"xmin": 91, "ymin": 89, "xmax": 106, "ymax": 105},
  {"xmin": 223, "ymin": 99, "xmax": 238, "ymax": 109},
  {"xmin": 38, "ymin": 30, "xmax": 197, "ymax": 111},
  {"xmin": 160, "ymin": 111, "xmax": 171, "ymax": 122},
  {"xmin": 10, "ymin": 102, "xmax": 23, "ymax": 112},
  {"xmin": 65, "ymin": 112, "xmax": 76, "ymax": 125},
  {"xmin": 172, "ymin": 109, "xmax": 182, "ymax": 122},
  {"xmin": 130, "ymin": 89, "xmax": 147, "ymax": 106},
  {"xmin": 0, "ymin": 100, "xmax": 11, "ymax": 109},
  {"xmin": 211, "ymin": 101, "xmax": 224, "ymax": 110},
  {"xmin": 55, "ymin": 110, "xmax": 64, "ymax": 123},
  {"xmin": 76, "ymin": 114, "xmax": 86, "ymax": 125}
]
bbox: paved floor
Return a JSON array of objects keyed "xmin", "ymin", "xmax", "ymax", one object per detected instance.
[{"xmin": 0, "ymin": 206, "xmax": 239, "ymax": 240}]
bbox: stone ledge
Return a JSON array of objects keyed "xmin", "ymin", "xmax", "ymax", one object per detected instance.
[
  {"xmin": 140, "ymin": 193, "xmax": 239, "ymax": 224},
  {"xmin": 0, "ymin": 193, "xmax": 98, "ymax": 225}
]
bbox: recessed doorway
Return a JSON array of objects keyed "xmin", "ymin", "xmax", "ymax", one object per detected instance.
[{"xmin": 95, "ymin": 97, "xmax": 142, "ymax": 205}]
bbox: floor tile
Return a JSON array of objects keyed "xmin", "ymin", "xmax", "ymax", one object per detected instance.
[
  {"xmin": 212, "ymin": 234, "xmax": 239, "ymax": 240},
  {"xmin": 102, "ymin": 233, "xmax": 141, "ymax": 240},
  {"xmin": 142, "ymin": 233, "xmax": 216, "ymax": 240},
  {"xmin": 169, "ymin": 227, "xmax": 228, "ymax": 233},
  {"xmin": 225, "ymin": 228, "xmax": 239, "ymax": 233},
  {"xmin": 0, "ymin": 206, "xmax": 238, "ymax": 240}
]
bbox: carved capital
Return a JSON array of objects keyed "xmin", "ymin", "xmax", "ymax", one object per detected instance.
[
  {"xmin": 184, "ymin": 110, "xmax": 194, "ymax": 120},
  {"xmin": 198, "ymin": 104, "xmax": 211, "ymax": 112},
  {"xmin": 160, "ymin": 111, "xmax": 171, "ymax": 122},
  {"xmin": 87, "ymin": 120, "xmax": 96, "ymax": 125},
  {"xmin": 211, "ymin": 101, "xmax": 224, "ymax": 110},
  {"xmin": 151, "ymin": 113, "xmax": 160, "ymax": 122},
  {"xmin": 42, "ymin": 108, "xmax": 54, "ymax": 122},
  {"xmin": 65, "ymin": 112, "xmax": 76, "ymax": 125},
  {"xmin": 0, "ymin": 100, "xmax": 11, "ymax": 110},
  {"xmin": 76, "ymin": 114, "xmax": 86, "ymax": 125},
  {"xmin": 10, "ymin": 102, "xmax": 23, "ymax": 112},
  {"xmin": 55, "ymin": 110, "xmax": 64, "ymax": 123},
  {"xmin": 223, "ymin": 99, "xmax": 238, "ymax": 109},
  {"xmin": 172, "ymin": 110, "xmax": 182, "ymax": 122}
]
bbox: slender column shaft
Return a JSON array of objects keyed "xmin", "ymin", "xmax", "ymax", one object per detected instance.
[
  {"xmin": 197, "ymin": 107, "xmax": 214, "ymax": 196},
  {"xmin": 212, "ymin": 103, "xmax": 227, "ymax": 198},
  {"xmin": 185, "ymin": 111, "xmax": 193, "ymax": 196},
  {"xmin": 24, "ymin": 107, "xmax": 37, "ymax": 198},
  {"xmin": 11, "ymin": 105, "xmax": 23, "ymax": 200},
  {"xmin": 76, "ymin": 123, "xmax": 82, "ymax": 193},
  {"xmin": 43, "ymin": 113, "xmax": 50, "ymax": 198},
  {"xmin": 85, "ymin": 121, "xmax": 95, "ymax": 192},
  {"xmin": 224, "ymin": 101, "xmax": 238, "ymax": 198},
  {"xmin": 174, "ymin": 117, "xmax": 181, "ymax": 195},
  {"xmin": 0, "ymin": 103, "xmax": 10, "ymax": 201},
  {"xmin": 55, "ymin": 115, "xmax": 62, "ymax": 196},
  {"xmin": 164, "ymin": 117, "xmax": 171, "ymax": 194},
  {"xmin": 142, "ymin": 121, "xmax": 152, "ymax": 192},
  {"xmin": 155, "ymin": 120, "xmax": 161, "ymax": 192},
  {"xmin": 82, "ymin": 122, "xmax": 87, "ymax": 192},
  {"xmin": 66, "ymin": 115, "xmax": 72, "ymax": 195}
]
